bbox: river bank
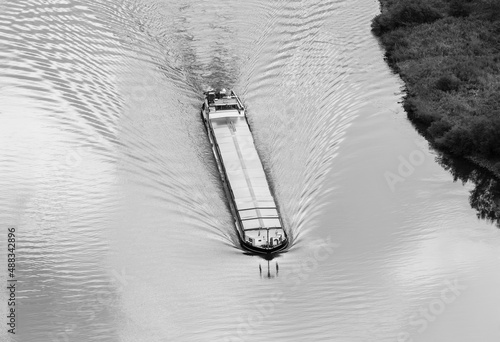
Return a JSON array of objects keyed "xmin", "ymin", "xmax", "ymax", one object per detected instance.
[{"xmin": 372, "ymin": 0, "xmax": 500, "ymax": 178}]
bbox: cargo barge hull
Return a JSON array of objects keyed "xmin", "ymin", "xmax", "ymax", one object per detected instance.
[{"xmin": 201, "ymin": 89, "xmax": 288, "ymax": 254}]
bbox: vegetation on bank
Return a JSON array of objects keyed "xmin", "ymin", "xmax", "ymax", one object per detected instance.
[{"xmin": 372, "ymin": 0, "xmax": 500, "ymax": 175}]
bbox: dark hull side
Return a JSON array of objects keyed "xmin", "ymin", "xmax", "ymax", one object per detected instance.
[{"xmin": 240, "ymin": 238, "xmax": 289, "ymax": 254}]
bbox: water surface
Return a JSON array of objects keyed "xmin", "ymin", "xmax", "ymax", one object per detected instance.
[{"xmin": 1, "ymin": 0, "xmax": 500, "ymax": 341}]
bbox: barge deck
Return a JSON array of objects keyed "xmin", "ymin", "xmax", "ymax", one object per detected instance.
[{"xmin": 201, "ymin": 89, "xmax": 288, "ymax": 254}]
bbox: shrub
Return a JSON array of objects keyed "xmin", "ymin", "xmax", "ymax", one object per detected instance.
[
  {"xmin": 471, "ymin": 118, "xmax": 500, "ymax": 157},
  {"xmin": 374, "ymin": 0, "xmax": 500, "ymax": 166},
  {"xmin": 372, "ymin": 1, "xmax": 443, "ymax": 35},
  {"xmin": 441, "ymin": 126, "xmax": 476, "ymax": 155},
  {"xmin": 435, "ymin": 75, "xmax": 461, "ymax": 92},
  {"xmin": 473, "ymin": 0, "xmax": 500, "ymax": 22},
  {"xmin": 428, "ymin": 119, "xmax": 452, "ymax": 138},
  {"xmin": 494, "ymin": 162, "xmax": 500, "ymax": 173},
  {"xmin": 380, "ymin": 29, "xmax": 410, "ymax": 62},
  {"xmin": 404, "ymin": 96, "xmax": 440, "ymax": 125},
  {"xmin": 449, "ymin": 0, "xmax": 472, "ymax": 17},
  {"xmin": 372, "ymin": 14, "xmax": 393, "ymax": 36},
  {"xmin": 452, "ymin": 62, "xmax": 482, "ymax": 83}
]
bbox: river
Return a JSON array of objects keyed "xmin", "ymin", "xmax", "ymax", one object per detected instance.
[{"xmin": 1, "ymin": 0, "xmax": 500, "ymax": 341}]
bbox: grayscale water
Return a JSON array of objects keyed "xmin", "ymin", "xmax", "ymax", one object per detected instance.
[{"xmin": 1, "ymin": 0, "xmax": 500, "ymax": 341}]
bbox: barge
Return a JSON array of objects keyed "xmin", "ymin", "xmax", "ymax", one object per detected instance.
[{"xmin": 201, "ymin": 89, "xmax": 288, "ymax": 254}]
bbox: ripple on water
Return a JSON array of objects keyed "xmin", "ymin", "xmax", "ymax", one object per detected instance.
[
  {"xmin": 4, "ymin": 0, "xmax": 500, "ymax": 341},
  {"xmin": 235, "ymin": 0, "xmax": 370, "ymax": 244}
]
